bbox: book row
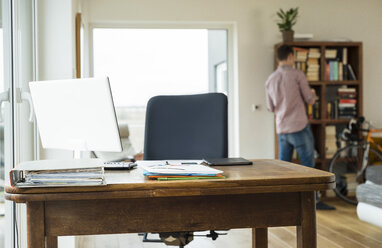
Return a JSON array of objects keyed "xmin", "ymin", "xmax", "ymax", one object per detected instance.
[
  {"xmin": 292, "ymin": 47, "xmax": 358, "ymax": 81},
  {"xmin": 293, "ymin": 47, "xmax": 320, "ymax": 81}
]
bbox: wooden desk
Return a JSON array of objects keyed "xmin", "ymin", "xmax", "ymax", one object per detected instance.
[{"xmin": 5, "ymin": 159, "xmax": 335, "ymax": 248}]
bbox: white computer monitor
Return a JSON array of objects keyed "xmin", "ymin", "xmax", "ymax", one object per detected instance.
[{"xmin": 29, "ymin": 77, "xmax": 122, "ymax": 159}]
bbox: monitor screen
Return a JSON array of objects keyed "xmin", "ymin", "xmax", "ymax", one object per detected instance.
[{"xmin": 29, "ymin": 77, "xmax": 122, "ymax": 154}]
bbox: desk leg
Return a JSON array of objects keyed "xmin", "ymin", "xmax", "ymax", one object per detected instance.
[
  {"xmin": 27, "ymin": 201, "xmax": 45, "ymax": 248},
  {"xmin": 45, "ymin": 236, "xmax": 58, "ymax": 248},
  {"xmin": 252, "ymin": 228, "xmax": 267, "ymax": 248},
  {"xmin": 297, "ymin": 191, "xmax": 316, "ymax": 248}
]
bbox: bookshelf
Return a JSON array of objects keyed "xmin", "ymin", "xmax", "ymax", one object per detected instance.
[{"xmin": 273, "ymin": 41, "xmax": 363, "ymax": 172}]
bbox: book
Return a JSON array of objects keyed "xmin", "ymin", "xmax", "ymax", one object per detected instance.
[
  {"xmin": 301, "ymin": 62, "xmax": 306, "ymax": 72},
  {"xmin": 331, "ymin": 61, "xmax": 339, "ymax": 80},
  {"xmin": 326, "ymin": 126, "xmax": 337, "ymax": 158},
  {"xmin": 308, "ymin": 104, "xmax": 313, "ymax": 119},
  {"xmin": 148, "ymin": 174, "xmax": 225, "ymax": 179},
  {"xmin": 338, "ymin": 103, "xmax": 356, "ymax": 108},
  {"xmin": 307, "ymin": 75, "xmax": 319, "ymax": 81},
  {"xmin": 339, "ymin": 99, "xmax": 357, "ymax": 104},
  {"xmin": 342, "ymin": 48, "xmax": 348, "ymax": 65},
  {"xmin": 338, "ymin": 110, "xmax": 357, "ymax": 116},
  {"xmin": 307, "ymin": 58, "xmax": 319, "ymax": 64},
  {"xmin": 337, "ymin": 90, "xmax": 356, "ymax": 98},
  {"xmin": 343, "ymin": 64, "xmax": 349, "ymax": 80},
  {"xmin": 325, "ymin": 49, "xmax": 337, "ymax": 59},
  {"xmin": 156, "ymin": 176, "xmax": 226, "ymax": 181},
  {"xmin": 339, "ymin": 115, "xmax": 356, "ymax": 119},
  {"xmin": 327, "ymin": 102, "xmax": 332, "ymax": 119},
  {"xmin": 338, "ymin": 87, "xmax": 356, "ymax": 93},
  {"xmin": 313, "ymin": 102, "xmax": 320, "ymax": 119},
  {"xmin": 326, "ymin": 64, "xmax": 330, "ymax": 80},
  {"xmin": 334, "ymin": 100, "xmax": 339, "ymax": 119},
  {"xmin": 308, "ymin": 49, "xmax": 321, "ymax": 58},
  {"xmin": 347, "ymin": 64, "xmax": 357, "ymax": 80},
  {"xmin": 339, "ymin": 62, "xmax": 343, "ymax": 81}
]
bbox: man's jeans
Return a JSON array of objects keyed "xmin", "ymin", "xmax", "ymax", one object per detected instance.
[
  {"xmin": 278, "ymin": 125, "xmax": 315, "ymax": 168},
  {"xmin": 278, "ymin": 125, "xmax": 318, "ymax": 201}
]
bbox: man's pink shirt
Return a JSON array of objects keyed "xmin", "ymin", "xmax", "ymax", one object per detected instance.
[{"xmin": 266, "ymin": 65, "xmax": 315, "ymax": 134}]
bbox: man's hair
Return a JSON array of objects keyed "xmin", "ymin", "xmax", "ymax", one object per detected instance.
[{"xmin": 277, "ymin": 45, "xmax": 293, "ymax": 61}]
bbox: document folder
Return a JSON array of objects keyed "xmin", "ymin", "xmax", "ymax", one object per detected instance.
[{"xmin": 10, "ymin": 159, "xmax": 105, "ymax": 187}]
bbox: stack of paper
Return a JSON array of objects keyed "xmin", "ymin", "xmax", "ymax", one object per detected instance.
[
  {"xmin": 10, "ymin": 159, "xmax": 105, "ymax": 187},
  {"xmin": 138, "ymin": 160, "xmax": 225, "ymax": 181}
]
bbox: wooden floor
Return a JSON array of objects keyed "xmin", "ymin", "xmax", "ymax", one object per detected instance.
[{"xmin": 76, "ymin": 199, "xmax": 382, "ymax": 248}]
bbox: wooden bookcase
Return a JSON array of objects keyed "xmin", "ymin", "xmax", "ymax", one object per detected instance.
[{"xmin": 273, "ymin": 41, "xmax": 363, "ymax": 171}]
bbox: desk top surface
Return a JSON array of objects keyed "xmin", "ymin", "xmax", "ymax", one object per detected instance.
[{"xmin": 5, "ymin": 159, "xmax": 335, "ymax": 203}]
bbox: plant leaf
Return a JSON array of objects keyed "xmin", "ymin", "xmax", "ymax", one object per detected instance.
[
  {"xmin": 291, "ymin": 11, "xmax": 298, "ymax": 21},
  {"xmin": 276, "ymin": 7, "xmax": 298, "ymax": 30}
]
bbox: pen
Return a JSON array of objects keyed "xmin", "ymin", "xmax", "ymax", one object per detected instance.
[
  {"xmin": 181, "ymin": 162, "xmax": 198, "ymax": 164},
  {"xmin": 151, "ymin": 166, "xmax": 185, "ymax": 170}
]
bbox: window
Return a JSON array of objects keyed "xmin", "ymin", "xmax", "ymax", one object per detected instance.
[{"xmin": 93, "ymin": 28, "xmax": 227, "ymax": 152}]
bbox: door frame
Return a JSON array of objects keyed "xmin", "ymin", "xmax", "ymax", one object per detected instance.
[
  {"xmin": 86, "ymin": 21, "xmax": 240, "ymax": 156},
  {"xmin": 2, "ymin": 0, "xmax": 16, "ymax": 247}
]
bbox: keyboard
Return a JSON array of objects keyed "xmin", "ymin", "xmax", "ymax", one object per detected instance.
[{"xmin": 103, "ymin": 161, "xmax": 137, "ymax": 170}]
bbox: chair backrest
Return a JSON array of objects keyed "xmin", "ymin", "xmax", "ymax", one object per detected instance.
[{"xmin": 144, "ymin": 93, "xmax": 228, "ymax": 160}]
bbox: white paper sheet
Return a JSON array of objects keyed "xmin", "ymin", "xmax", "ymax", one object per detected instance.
[{"xmin": 137, "ymin": 160, "xmax": 223, "ymax": 175}]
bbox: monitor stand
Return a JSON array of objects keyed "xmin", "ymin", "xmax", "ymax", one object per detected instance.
[
  {"xmin": 70, "ymin": 139, "xmax": 104, "ymax": 166},
  {"xmin": 70, "ymin": 139, "xmax": 90, "ymax": 159},
  {"xmin": 71, "ymin": 149, "xmax": 104, "ymax": 167}
]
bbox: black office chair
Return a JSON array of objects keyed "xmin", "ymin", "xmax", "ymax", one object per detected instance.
[
  {"xmin": 144, "ymin": 93, "xmax": 228, "ymax": 160},
  {"xmin": 142, "ymin": 93, "xmax": 228, "ymax": 247}
]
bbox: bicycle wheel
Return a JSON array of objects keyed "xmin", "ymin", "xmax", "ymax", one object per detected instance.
[{"xmin": 328, "ymin": 144, "xmax": 382, "ymax": 205}]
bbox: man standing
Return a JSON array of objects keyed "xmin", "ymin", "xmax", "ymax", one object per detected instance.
[{"xmin": 266, "ymin": 44, "xmax": 335, "ymax": 210}]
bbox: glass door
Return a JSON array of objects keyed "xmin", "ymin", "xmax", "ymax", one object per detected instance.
[
  {"xmin": 1, "ymin": 0, "xmax": 15, "ymax": 247},
  {"xmin": 1, "ymin": 0, "xmax": 36, "ymax": 247}
]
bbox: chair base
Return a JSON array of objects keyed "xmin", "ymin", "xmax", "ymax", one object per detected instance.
[{"xmin": 139, "ymin": 233, "xmax": 163, "ymax": 243}]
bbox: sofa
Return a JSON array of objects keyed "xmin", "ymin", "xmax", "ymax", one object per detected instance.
[{"xmin": 356, "ymin": 165, "xmax": 382, "ymax": 227}]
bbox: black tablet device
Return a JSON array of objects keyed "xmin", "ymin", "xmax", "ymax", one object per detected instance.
[{"xmin": 204, "ymin": 157, "xmax": 253, "ymax": 166}]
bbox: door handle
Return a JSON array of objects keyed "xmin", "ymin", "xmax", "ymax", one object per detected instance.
[
  {"xmin": 21, "ymin": 91, "xmax": 34, "ymax": 122},
  {"xmin": 16, "ymin": 88, "xmax": 34, "ymax": 123},
  {"xmin": 0, "ymin": 89, "xmax": 10, "ymax": 123}
]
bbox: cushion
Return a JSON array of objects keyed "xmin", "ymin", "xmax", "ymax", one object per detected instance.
[
  {"xmin": 357, "ymin": 202, "xmax": 382, "ymax": 228},
  {"xmin": 356, "ymin": 181, "xmax": 382, "ymax": 209},
  {"xmin": 366, "ymin": 165, "xmax": 382, "ymax": 185}
]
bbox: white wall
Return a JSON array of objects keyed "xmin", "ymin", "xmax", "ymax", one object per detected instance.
[
  {"xmin": 80, "ymin": 0, "xmax": 382, "ymax": 159},
  {"xmin": 37, "ymin": 0, "xmax": 77, "ymax": 160},
  {"xmin": 37, "ymin": 0, "xmax": 75, "ymax": 80}
]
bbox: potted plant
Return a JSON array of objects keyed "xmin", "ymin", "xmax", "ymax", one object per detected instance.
[{"xmin": 277, "ymin": 7, "xmax": 298, "ymax": 42}]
